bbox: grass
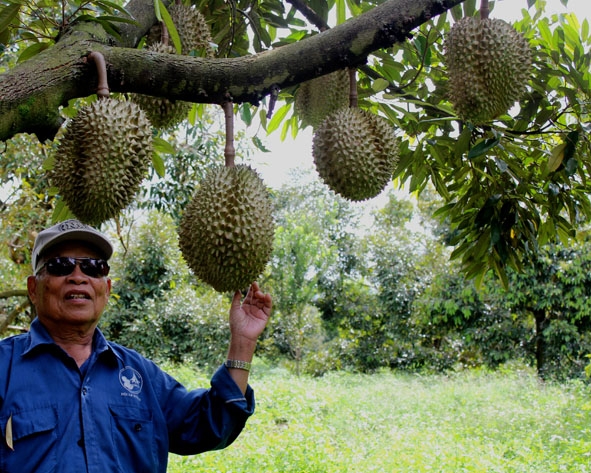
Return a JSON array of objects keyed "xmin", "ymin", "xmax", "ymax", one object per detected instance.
[{"xmin": 166, "ymin": 362, "xmax": 591, "ymax": 472}]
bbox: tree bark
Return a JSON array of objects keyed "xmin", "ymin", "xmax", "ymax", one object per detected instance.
[{"xmin": 0, "ymin": 0, "xmax": 464, "ymax": 142}]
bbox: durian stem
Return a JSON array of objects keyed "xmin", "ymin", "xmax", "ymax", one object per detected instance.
[
  {"xmin": 87, "ymin": 52, "xmax": 109, "ymax": 98},
  {"xmin": 222, "ymin": 101, "xmax": 235, "ymax": 167},
  {"xmin": 161, "ymin": 21, "xmax": 169, "ymax": 46},
  {"xmin": 348, "ymin": 68, "xmax": 358, "ymax": 108},
  {"xmin": 267, "ymin": 84, "xmax": 280, "ymax": 119},
  {"xmin": 480, "ymin": 0, "xmax": 489, "ymax": 20}
]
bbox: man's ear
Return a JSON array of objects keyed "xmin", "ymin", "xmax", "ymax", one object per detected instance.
[{"xmin": 26, "ymin": 275, "xmax": 37, "ymax": 303}]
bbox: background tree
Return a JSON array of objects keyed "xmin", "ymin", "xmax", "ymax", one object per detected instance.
[
  {"xmin": 101, "ymin": 211, "xmax": 232, "ymax": 367},
  {"xmin": 263, "ymin": 172, "xmax": 362, "ymax": 374}
]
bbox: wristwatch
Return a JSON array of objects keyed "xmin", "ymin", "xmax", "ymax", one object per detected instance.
[{"xmin": 225, "ymin": 359, "xmax": 252, "ymax": 371}]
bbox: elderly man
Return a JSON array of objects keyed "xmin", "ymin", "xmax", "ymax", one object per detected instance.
[{"xmin": 0, "ymin": 219, "xmax": 272, "ymax": 472}]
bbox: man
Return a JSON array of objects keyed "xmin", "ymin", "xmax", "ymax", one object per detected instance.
[{"xmin": 0, "ymin": 219, "xmax": 272, "ymax": 472}]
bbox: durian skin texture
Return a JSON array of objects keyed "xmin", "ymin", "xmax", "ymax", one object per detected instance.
[
  {"xmin": 313, "ymin": 107, "xmax": 399, "ymax": 201},
  {"xmin": 168, "ymin": 3, "xmax": 215, "ymax": 57},
  {"xmin": 444, "ymin": 17, "xmax": 533, "ymax": 124},
  {"xmin": 179, "ymin": 164, "xmax": 275, "ymax": 293},
  {"xmin": 295, "ymin": 70, "xmax": 350, "ymax": 129},
  {"xmin": 51, "ymin": 98, "xmax": 153, "ymax": 225}
]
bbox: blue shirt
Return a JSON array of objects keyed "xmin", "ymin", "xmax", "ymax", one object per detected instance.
[{"xmin": 0, "ymin": 318, "xmax": 255, "ymax": 473}]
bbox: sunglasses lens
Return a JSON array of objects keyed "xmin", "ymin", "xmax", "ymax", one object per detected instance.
[
  {"xmin": 45, "ymin": 258, "xmax": 76, "ymax": 276},
  {"xmin": 79, "ymin": 259, "xmax": 110, "ymax": 277},
  {"xmin": 44, "ymin": 257, "xmax": 109, "ymax": 278}
]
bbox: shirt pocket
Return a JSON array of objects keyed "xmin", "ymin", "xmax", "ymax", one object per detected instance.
[
  {"xmin": 109, "ymin": 404, "xmax": 157, "ymax": 472},
  {"xmin": 0, "ymin": 405, "xmax": 58, "ymax": 473}
]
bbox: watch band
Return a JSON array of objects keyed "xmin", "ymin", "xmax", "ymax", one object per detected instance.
[{"xmin": 225, "ymin": 359, "xmax": 252, "ymax": 371}]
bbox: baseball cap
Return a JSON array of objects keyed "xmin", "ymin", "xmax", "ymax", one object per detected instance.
[{"xmin": 31, "ymin": 219, "xmax": 114, "ymax": 273}]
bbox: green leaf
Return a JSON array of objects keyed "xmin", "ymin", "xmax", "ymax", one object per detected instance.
[
  {"xmin": 547, "ymin": 143, "xmax": 566, "ymax": 173},
  {"xmin": 42, "ymin": 155, "xmax": 55, "ymax": 171},
  {"xmin": 152, "ymin": 151, "xmax": 166, "ymax": 178},
  {"xmin": 153, "ymin": 136, "xmax": 176, "ymax": 155},
  {"xmin": 266, "ymin": 103, "xmax": 290, "ymax": 133},
  {"xmin": 0, "ymin": 3, "xmax": 20, "ymax": 34},
  {"xmin": 371, "ymin": 78, "xmax": 390, "ymax": 93},
  {"xmin": 468, "ymin": 138, "xmax": 499, "ymax": 160},
  {"xmin": 239, "ymin": 103, "xmax": 253, "ymax": 126},
  {"xmin": 95, "ymin": 1, "xmax": 133, "ymax": 16},
  {"xmin": 336, "ymin": 0, "xmax": 346, "ymax": 25},
  {"xmin": 454, "ymin": 126, "xmax": 472, "ymax": 160},
  {"xmin": 51, "ymin": 199, "xmax": 76, "ymax": 224},
  {"xmin": 158, "ymin": 1, "xmax": 181, "ymax": 54},
  {"xmin": 252, "ymin": 135, "xmax": 270, "ymax": 152},
  {"xmin": 17, "ymin": 42, "xmax": 49, "ymax": 62},
  {"xmin": 153, "ymin": 0, "xmax": 161, "ymax": 21}
]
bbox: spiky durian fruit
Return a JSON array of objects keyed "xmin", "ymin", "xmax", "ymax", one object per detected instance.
[
  {"xmin": 50, "ymin": 98, "xmax": 153, "ymax": 225},
  {"xmin": 312, "ymin": 107, "xmax": 399, "ymax": 201},
  {"xmin": 295, "ymin": 70, "xmax": 350, "ymax": 129},
  {"xmin": 131, "ymin": 43, "xmax": 192, "ymax": 129},
  {"xmin": 178, "ymin": 164, "xmax": 275, "ymax": 292},
  {"xmin": 444, "ymin": 17, "xmax": 532, "ymax": 124},
  {"xmin": 168, "ymin": 3, "xmax": 215, "ymax": 57}
]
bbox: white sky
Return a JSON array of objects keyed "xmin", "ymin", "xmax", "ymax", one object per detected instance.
[{"xmin": 249, "ymin": 0, "xmax": 591, "ymax": 191}]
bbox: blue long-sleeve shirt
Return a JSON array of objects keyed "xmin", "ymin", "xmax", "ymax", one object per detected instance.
[{"xmin": 0, "ymin": 318, "xmax": 254, "ymax": 473}]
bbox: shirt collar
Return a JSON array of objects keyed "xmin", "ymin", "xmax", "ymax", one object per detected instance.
[{"xmin": 22, "ymin": 318, "xmax": 118, "ymax": 362}]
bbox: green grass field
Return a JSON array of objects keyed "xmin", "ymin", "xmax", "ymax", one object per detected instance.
[{"xmin": 166, "ymin": 362, "xmax": 591, "ymax": 472}]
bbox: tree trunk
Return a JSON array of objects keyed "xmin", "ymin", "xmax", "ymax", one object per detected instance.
[{"xmin": 533, "ymin": 309, "xmax": 550, "ymax": 380}]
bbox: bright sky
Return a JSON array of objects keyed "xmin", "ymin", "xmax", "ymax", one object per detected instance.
[{"xmin": 249, "ymin": 0, "xmax": 591, "ymax": 191}]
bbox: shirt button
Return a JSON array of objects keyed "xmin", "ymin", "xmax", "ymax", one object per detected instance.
[
  {"xmin": 82, "ymin": 387, "xmax": 88, "ymax": 395},
  {"xmin": 77, "ymin": 438, "xmax": 84, "ymax": 447},
  {"xmin": 134, "ymin": 423, "xmax": 142, "ymax": 432}
]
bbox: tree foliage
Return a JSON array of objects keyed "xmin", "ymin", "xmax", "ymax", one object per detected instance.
[{"xmin": 1, "ymin": 0, "xmax": 589, "ymax": 288}]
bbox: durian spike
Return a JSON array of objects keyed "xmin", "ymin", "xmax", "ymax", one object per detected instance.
[
  {"xmin": 348, "ymin": 68, "xmax": 358, "ymax": 108},
  {"xmin": 87, "ymin": 52, "xmax": 109, "ymax": 98},
  {"xmin": 480, "ymin": 0, "xmax": 489, "ymax": 20},
  {"xmin": 222, "ymin": 101, "xmax": 235, "ymax": 167}
]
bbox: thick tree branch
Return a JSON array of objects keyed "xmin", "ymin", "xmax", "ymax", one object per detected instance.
[{"xmin": 0, "ymin": 0, "xmax": 464, "ymax": 142}]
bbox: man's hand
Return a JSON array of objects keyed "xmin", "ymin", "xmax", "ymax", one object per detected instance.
[
  {"xmin": 226, "ymin": 282, "xmax": 272, "ymax": 393},
  {"xmin": 229, "ymin": 281, "xmax": 272, "ymax": 344}
]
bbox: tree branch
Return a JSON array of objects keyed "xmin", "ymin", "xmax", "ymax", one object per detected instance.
[{"xmin": 0, "ymin": 0, "xmax": 464, "ymax": 142}]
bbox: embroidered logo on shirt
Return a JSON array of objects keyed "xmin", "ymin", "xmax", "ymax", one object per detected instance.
[{"xmin": 119, "ymin": 367, "xmax": 143, "ymax": 395}]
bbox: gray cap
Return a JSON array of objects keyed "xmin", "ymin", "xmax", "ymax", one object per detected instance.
[{"xmin": 32, "ymin": 219, "xmax": 114, "ymax": 273}]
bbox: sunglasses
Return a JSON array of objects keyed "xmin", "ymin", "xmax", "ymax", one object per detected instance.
[{"xmin": 37, "ymin": 257, "xmax": 110, "ymax": 278}]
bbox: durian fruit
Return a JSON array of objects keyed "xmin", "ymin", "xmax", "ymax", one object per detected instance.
[
  {"xmin": 178, "ymin": 164, "xmax": 275, "ymax": 293},
  {"xmin": 295, "ymin": 70, "xmax": 350, "ymax": 129},
  {"xmin": 50, "ymin": 98, "xmax": 153, "ymax": 225},
  {"xmin": 168, "ymin": 3, "xmax": 215, "ymax": 57},
  {"xmin": 444, "ymin": 17, "xmax": 532, "ymax": 124},
  {"xmin": 131, "ymin": 43, "xmax": 192, "ymax": 129},
  {"xmin": 313, "ymin": 107, "xmax": 399, "ymax": 202}
]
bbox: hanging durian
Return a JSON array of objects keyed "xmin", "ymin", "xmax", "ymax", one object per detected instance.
[
  {"xmin": 312, "ymin": 107, "xmax": 399, "ymax": 201},
  {"xmin": 168, "ymin": 2, "xmax": 215, "ymax": 57},
  {"xmin": 444, "ymin": 16, "xmax": 532, "ymax": 123},
  {"xmin": 130, "ymin": 42, "xmax": 192, "ymax": 129},
  {"xmin": 295, "ymin": 69, "xmax": 350, "ymax": 129},
  {"xmin": 50, "ymin": 98, "xmax": 153, "ymax": 225},
  {"xmin": 178, "ymin": 164, "xmax": 275, "ymax": 293}
]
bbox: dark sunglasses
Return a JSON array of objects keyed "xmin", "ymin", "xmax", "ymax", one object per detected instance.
[{"xmin": 37, "ymin": 257, "xmax": 110, "ymax": 278}]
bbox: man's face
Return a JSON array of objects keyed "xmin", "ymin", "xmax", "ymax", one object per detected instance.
[{"xmin": 27, "ymin": 241, "xmax": 112, "ymax": 331}]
